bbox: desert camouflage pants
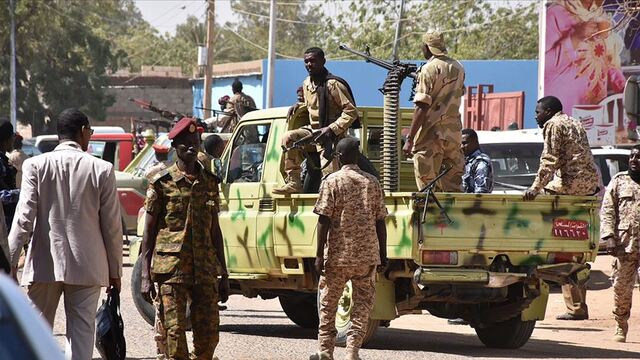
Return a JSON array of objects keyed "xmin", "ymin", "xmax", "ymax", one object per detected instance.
[
  {"xmin": 412, "ymin": 124, "xmax": 463, "ymax": 192},
  {"xmin": 561, "ymin": 283, "xmax": 588, "ymax": 317},
  {"xmin": 159, "ymin": 282, "xmax": 219, "ymax": 360},
  {"xmin": 613, "ymin": 252, "xmax": 640, "ymax": 327},
  {"xmin": 318, "ymin": 265, "xmax": 376, "ymax": 356},
  {"xmin": 281, "ymin": 126, "xmax": 340, "ymax": 180}
]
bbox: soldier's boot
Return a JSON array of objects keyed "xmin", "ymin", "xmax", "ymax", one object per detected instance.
[
  {"xmin": 613, "ymin": 323, "xmax": 628, "ymax": 343},
  {"xmin": 309, "ymin": 351, "xmax": 333, "ymax": 360},
  {"xmin": 273, "ymin": 173, "xmax": 302, "ymax": 194}
]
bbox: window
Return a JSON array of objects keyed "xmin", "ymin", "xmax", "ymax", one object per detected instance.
[
  {"xmin": 225, "ymin": 124, "xmax": 270, "ymax": 183},
  {"xmin": 482, "ymin": 143, "xmax": 543, "ymax": 190}
]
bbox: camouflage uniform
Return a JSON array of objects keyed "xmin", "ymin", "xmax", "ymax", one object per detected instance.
[
  {"xmin": 462, "ymin": 149, "xmax": 493, "ymax": 193},
  {"xmin": 600, "ymin": 171, "xmax": 640, "ymax": 340},
  {"xmin": 220, "ymin": 92, "xmax": 256, "ymax": 133},
  {"xmin": 313, "ymin": 164, "xmax": 388, "ymax": 358},
  {"xmin": 530, "ymin": 112, "xmax": 599, "ymax": 319},
  {"xmin": 531, "ymin": 112, "xmax": 599, "ymax": 196},
  {"xmin": 412, "ymin": 31, "xmax": 465, "ymax": 192},
  {"xmin": 276, "ymin": 75, "xmax": 359, "ymax": 192},
  {"xmin": 145, "ymin": 160, "xmax": 172, "ymax": 181},
  {"xmin": 145, "ymin": 163, "xmax": 222, "ymax": 360}
]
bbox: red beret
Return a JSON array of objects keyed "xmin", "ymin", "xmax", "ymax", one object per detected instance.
[
  {"xmin": 218, "ymin": 95, "xmax": 230, "ymax": 106},
  {"xmin": 152, "ymin": 144, "xmax": 170, "ymax": 154},
  {"xmin": 168, "ymin": 117, "xmax": 198, "ymax": 140}
]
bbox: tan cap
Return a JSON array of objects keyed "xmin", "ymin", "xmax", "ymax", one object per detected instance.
[{"xmin": 422, "ymin": 30, "xmax": 447, "ymax": 56}]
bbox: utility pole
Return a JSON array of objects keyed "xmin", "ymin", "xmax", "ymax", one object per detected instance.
[
  {"xmin": 9, "ymin": 0, "xmax": 17, "ymax": 127},
  {"xmin": 266, "ymin": 0, "xmax": 276, "ymax": 108},
  {"xmin": 203, "ymin": 0, "xmax": 215, "ymax": 119},
  {"xmin": 391, "ymin": 0, "xmax": 406, "ymax": 61}
]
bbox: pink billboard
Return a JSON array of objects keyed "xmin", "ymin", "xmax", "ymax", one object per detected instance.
[{"xmin": 543, "ymin": 0, "xmax": 639, "ymax": 145}]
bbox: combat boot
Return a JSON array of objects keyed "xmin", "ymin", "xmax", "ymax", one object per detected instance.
[
  {"xmin": 613, "ymin": 323, "xmax": 628, "ymax": 343},
  {"xmin": 273, "ymin": 174, "xmax": 302, "ymax": 194},
  {"xmin": 344, "ymin": 350, "xmax": 362, "ymax": 360},
  {"xmin": 309, "ymin": 351, "xmax": 333, "ymax": 360}
]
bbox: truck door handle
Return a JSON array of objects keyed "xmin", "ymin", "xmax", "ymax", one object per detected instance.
[{"xmin": 244, "ymin": 203, "xmax": 254, "ymax": 208}]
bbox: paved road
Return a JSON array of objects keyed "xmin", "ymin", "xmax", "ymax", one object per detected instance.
[{"xmin": 46, "ymin": 247, "xmax": 640, "ymax": 359}]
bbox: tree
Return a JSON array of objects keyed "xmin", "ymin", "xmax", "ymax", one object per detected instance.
[{"xmin": 0, "ymin": 0, "xmax": 128, "ymax": 133}]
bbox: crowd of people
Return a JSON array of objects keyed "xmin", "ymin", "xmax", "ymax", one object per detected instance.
[{"xmin": 0, "ymin": 28, "xmax": 637, "ymax": 360}]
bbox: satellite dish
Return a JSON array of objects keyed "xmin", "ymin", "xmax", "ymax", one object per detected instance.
[{"xmin": 623, "ymin": 75, "xmax": 640, "ymax": 122}]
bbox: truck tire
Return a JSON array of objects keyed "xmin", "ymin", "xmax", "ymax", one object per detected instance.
[
  {"xmin": 317, "ymin": 281, "xmax": 379, "ymax": 347},
  {"xmin": 475, "ymin": 316, "xmax": 536, "ymax": 349},
  {"xmin": 279, "ymin": 295, "xmax": 319, "ymax": 329},
  {"xmin": 131, "ymin": 257, "xmax": 156, "ymax": 326}
]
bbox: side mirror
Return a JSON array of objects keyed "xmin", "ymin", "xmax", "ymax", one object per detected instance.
[{"xmin": 624, "ymin": 75, "xmax": 640, "ymax": 122}]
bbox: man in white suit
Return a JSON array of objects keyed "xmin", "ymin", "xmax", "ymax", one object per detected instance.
[{"xmin": 8, "ymin": 108, "xmax": 123, "ymax": 360}]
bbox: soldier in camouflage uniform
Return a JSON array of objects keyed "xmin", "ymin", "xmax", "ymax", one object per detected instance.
[
  {"xmin": 273, "ymin": 47, "xmax": 359, "ymax": 195},
  {"xmin": 222, "ymin": 80, "xmax": 256, "ymax": 133},
  {"xmin": 140, "ymin": 117, "xmax": 229, "ymax": 360},
  {"xmin": 403, "ymin": 30, "xmax": 465, "ymax": 192},
  {"xmin": 602, "ymin": 145, "xmax": 640, "ymax": 342},
  {"xmin": 524, "ymin": 96, "xmax": 599, "ymax": 321},
  {"xmin": 311, "ymin": 138, "xmax": 387, "ymax": 360},
  {"xmin": 145, "ymin": 145, "xmax": 172, "ymax": 181}
]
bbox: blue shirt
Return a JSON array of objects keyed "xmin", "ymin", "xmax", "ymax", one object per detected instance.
[{"xmin": 463, "ymin": 149, "xmax": 493, "ymax": 194}]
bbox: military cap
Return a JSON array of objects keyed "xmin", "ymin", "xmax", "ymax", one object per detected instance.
[
  {"xmin": 0, "ymin": 120, "xmax": 14, "ymax": 141},
  {"xmin": 422, "ymin": 30, "xmax": 447, "ymax": 56},
  {"xmin": 168, "ymin": 117, "xmax": 198, "ymax": 140},
  {"xmin": 152, "ymin": 144, "xmax": 170, "ymax": 154}
]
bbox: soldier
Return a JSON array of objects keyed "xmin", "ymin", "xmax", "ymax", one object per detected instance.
[
  {"xmin": 524, "ymin": 96, "xmax": 599, "ymax": 321},
  {"xmin": 223, "ymin": 80, "xmax": 256, "ymax": 133},
  {"xmin": 311, "ymin": 137, "xmax": 387, "ymax": 360},
  {"xmin": 274, "ymin": 47, "xmax": 359, "ymax": 194},
  {"xmin": 0, "ymin": 120, "xmax": 19, "ymax": 229},
  {"xmin": 461, "ymin": 128, "xmax": 493, "ymax": 194},
  {"xmin": 140, "ymin": 117, "xmax": 229, "ymax": 360},
  {"xmin": 602, "ymin": 145, "xmax": 640, "ymax": 342},
  {"xmin": 203, "ymin": 134, "xmax": 225, "ymax": 159},
  {"xmin": 402, "ymin": 30, "xmax": 465, "ymax": 192},
  {"xmin": 144, "ymin": 144, "xmax": 172, "ymax": 180}
]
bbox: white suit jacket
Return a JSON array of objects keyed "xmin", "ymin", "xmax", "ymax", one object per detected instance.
[{"xmin": 8, "ymin": 141, "xmax": 122, "ymax": 286}]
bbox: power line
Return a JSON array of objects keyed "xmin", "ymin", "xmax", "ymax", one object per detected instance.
[
  {"xmin": 230, "ymin": 6, "xmax": 319, "ymax": 25},
  {"xmin": 221, "ymin": 24, "xmax": 301, "ymax": 59}
]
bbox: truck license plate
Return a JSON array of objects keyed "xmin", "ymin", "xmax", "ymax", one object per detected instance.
[{"xmin": 552, "ymin": 219, "xmax": 589, "ymax": 240}]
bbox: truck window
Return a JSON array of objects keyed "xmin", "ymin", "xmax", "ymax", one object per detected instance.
[
  {"xmin": 482, "ymin": 143, "xmax": 542, "ymax": 190},
  {"xmin": 226, "ymin": 124, "xmax": 270, "ymax": 184}
]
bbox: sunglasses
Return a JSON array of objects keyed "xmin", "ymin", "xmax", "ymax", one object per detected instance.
[{"xmin": 84, "ymin": 126, "xmax": 94, "ymax": 136}]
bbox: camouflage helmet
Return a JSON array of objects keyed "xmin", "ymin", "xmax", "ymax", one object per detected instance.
[{"xmin": 422, "ymin": 30, "xmax": 447, "ymax": 56}]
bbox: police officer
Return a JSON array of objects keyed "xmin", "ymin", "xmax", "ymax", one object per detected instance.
[
  {"xmin": 403, "ymin": 30, "xmax": 465, "ymax": 192},
  {"xmin": 602, "ymin": 145, "xmax": 640, "ymax": 342},
  {"xmin": 312, "ymin": 137, "xmax": 387, "ymax": 360},
  {"xmin": 0, "ymin": 120, "xmax": 19, "ymax": 229},
  {"xmin": 273, "ymin": 47, "xmax": 359, "ymax": 194},
  {"xmin": 140, "ymin": 117, "xmax": 229, "ymax": 360},
  {"xmin": 524, "ymin": 96, "xmax": 599, "ymax": 321}
]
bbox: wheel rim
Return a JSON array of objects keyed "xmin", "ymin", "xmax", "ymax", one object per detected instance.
[{"xmin": 335, "ymin": 280, "xmax": 354, "ymax": 329}]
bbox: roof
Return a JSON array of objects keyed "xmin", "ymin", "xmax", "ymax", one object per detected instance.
[
  {"xmin": 477, "ymin": 129, "xmax": 543, "ymax": 144},
  {"xmin": 239, "ymin": 107, "xmax": 289, "ymax": 122}
]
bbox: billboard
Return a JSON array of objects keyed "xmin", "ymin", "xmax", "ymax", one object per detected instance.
[{"xmin": 542, "ymin": 0, "xmax": 639, "ymax": 145}]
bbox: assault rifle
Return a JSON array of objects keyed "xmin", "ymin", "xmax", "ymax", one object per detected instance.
[
  {"xmin": 195, "ymin": 106, "xmax": 234, "ymax": 117},
  {"xmin": 281, "ymin": 129, "xmax": 337, "ymax": 170}
]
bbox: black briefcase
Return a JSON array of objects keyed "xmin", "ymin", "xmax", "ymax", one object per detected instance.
[{"xmin": 95, "ymin": 289, "xmax": 126, "ymax": 360}]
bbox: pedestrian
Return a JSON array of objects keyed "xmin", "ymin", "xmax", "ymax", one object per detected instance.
[
  {"xmin": 311, "ymin": 137, "xmax": 387, "ymax": 360},
  {"xmin": 403, "ymin": 30, "xmax": 466, "ymax": 192},
  {"xmin": 524, "ymin": 96, "xmax": 599, "ymax": 321},
  {"xmin": 274, "ymin": 47, "xmax": 359, "ymax": 194},
  {"xmin": 144, "ymin": 144, "xmax": 172, "ymax": 180},
  {"xmin": 461, "ymin": 128, "xmax": 494, "ymax": 194},
  {"xmin": 0, "ymin": 120, "xmax": 19, "ymax": 229},
  {"xmin": 8, "ymin": 108, "xmax": 123, "ymax": 360},
  {"xmin": 602, "ymin": 144, "xmax": 640, "ymax": 342},
  {"xmin": 8, "ymin": 133, "xmax": 29, "ymax": 188},
  {"xmin": 140, "ymin": 117, "xmax": 229, "ymax": 360}
]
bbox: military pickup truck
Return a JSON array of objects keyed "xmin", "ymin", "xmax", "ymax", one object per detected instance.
[{"xmin": 129, "ymin": 107, "xmax": 599, "ymax": 349}]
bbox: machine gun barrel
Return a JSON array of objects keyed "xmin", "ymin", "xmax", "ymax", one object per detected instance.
[{"xmin": 338, "ymin": 44, "xmax": 416, "ymax": 79}]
